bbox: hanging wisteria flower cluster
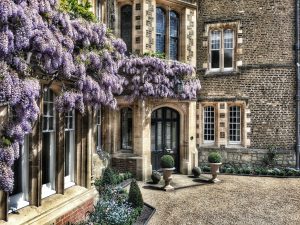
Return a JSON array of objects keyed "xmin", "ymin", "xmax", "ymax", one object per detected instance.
[
  {"xmin": 119, "ymin": 57, "xmax": 201, "ymax": 101},
  {"xmin": 0, "ymin": 0, "xmax": 200, "ymax": 192}
]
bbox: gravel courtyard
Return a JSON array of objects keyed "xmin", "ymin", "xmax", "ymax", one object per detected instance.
[{"xmin": 140, "ymin": 175, "xmax": 300, "ymax": 225}]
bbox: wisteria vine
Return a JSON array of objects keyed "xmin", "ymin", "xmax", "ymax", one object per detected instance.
[{"xmin": 0, "ymin": 0, "xmax": 200, "ymax": 192}]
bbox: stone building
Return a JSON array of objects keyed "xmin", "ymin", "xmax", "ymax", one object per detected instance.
[
  {"xmin": 196, "ymin": 0, "xmax": 297, "ymax": 167},
  {"xmin": 101, "ymin": 0, "xmax": 199, "ymax": 180}
]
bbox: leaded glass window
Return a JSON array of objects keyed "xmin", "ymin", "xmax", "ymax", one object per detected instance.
[
  {"xmin": 156, "ymin": 7, "xmax": 166, "ymax": 54},
  {"xmin": 229, "ymin": 106, "xmax": 241, "ymax": 143},
  {"xmin": 170, "ymin": 11, "xmax": 179, "ymax": 60},
  {"xmin": 121, "ymin": 5, "xmax": 132, "ymax": 53},
  {"xmin": 224, "ymin": 29, "xmax": 234, "ymax": 68},
  {"xmin": 204, "ymin": 106, "xmax": 215, "ymax": 142}
]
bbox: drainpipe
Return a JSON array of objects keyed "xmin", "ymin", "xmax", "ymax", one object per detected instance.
[{"xmin": 296, "ymin": 0, "xmax": 300, "ymax": 169}]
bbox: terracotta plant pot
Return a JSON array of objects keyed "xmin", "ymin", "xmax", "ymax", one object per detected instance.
[
  {"xmin": 209, "ymin": 163, "xmax": 222, "ymax": 183},
  {"xmin": 162, "ymin": 167, "xmax": 175, "ymax": 191}
]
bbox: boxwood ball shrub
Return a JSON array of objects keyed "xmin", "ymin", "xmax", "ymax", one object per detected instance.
[
  {"xmin": 160, "ymin": 155, "xmax": 175, "ymax": 168},
  {"xmin": 192, "ymin": 167, "xmax": 202, "ymax": 177},
  {"xmin": 128, "ymin": 179, "xmax": 144, "ymax": 212},
  {"xmin": 208, "ymin": 152, "xmax": 222, "ymax": 163},
  {"xmin": 151, "ymin": 171, "xmax": 161, "ymax": 184}
]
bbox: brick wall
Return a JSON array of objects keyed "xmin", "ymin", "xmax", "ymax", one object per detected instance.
[
  {"xmin": 56, "ymin": 198, "xmax": 94, "ymax": 225},
  {"xmin": 112, "ymin": 157, "xmax": 137, "ymax": 176},
  {"xmin": 196, "ymin": 0, "xmax": 296, "ymax": 166}
]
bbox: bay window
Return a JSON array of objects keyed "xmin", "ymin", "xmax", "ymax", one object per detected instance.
[
  {"xmin": 121, "ymin": 108, "xmax": 133, "ymax": 150},
  {"xmin": 229, "ymin": 106, "xmax": 241, "ymax": 144},
  {"xmin": 203, "ymin": 106, "xmax": 215, "ymax": 143}
]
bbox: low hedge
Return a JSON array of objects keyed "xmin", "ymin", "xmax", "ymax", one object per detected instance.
[
  {"xmin": 95, "ymin": 168, "xmax": 133, "ymax": 187},
  {"xmin": 200, "ymin": 164, "xmax": 300, "ymax": 177}
]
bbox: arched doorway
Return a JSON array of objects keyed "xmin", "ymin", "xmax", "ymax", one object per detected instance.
[{"xmin": 151, "ymin": 107, "xmax": 180, "ymax": 171}]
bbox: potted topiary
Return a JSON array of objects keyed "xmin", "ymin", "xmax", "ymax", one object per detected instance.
[
  {"xmin": 160, "ymin": 155, "xmax": 175, "ymax": 191},
  {"xmin": 192, "ymin": 166, "xmax": 202, "ymax": 178},
  {"xmin": 151, "ymin": 170, "xmax": 161, "ymax": 184},
  {"xmin": 208, "ymin": 152, "xmax": 222, "ymax": 183}
]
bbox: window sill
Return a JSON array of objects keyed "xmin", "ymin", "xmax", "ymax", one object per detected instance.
[
  {"xmin": 8, "ymin": 193, "xmax": 29, "ymax": 212},
  {"xmin": 203, "ymin": 70, "xmax": 241, "ymax": 77},
  {"xmin": 6, "ymin": 186, "xmax": 97, "ymax": 225}
]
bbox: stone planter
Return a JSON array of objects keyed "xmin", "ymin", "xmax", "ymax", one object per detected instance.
[
  {"xmin": 162, "ymin": 167, "xmax": 175, "ymax": 191},
  {"xmin": 209, "ymin": 163, "xmax": 222, "ymax": 183}
]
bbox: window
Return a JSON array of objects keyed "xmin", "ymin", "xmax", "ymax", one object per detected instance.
[
  {"xmin": 95, "ymin": 0, "xmax": 102, "ymax": 21},
  {"xmin": 9, "ymin": 135, "xmax": 29, "ymax": 211},
  {"xmin": 210, "ymin": 29, "xmax": 234, "ymax": 71},
  {"xmin": 64, "ymin": 110, "xmax": 75, "ymax": 188},
  {"xmin": 96, "ymin": 109, "xmax": 101, "ymax": 149},
  {"xmin": 170, "ymin": 11, "xmax": 179, "ymax": 60},
  {"xmin": 156, "ymin": 7, "xmax": 166, "ymax": 54},
  {"xmin": 42, "ymin": 89, "xmax": 56, "ymax": 198},
  {"xmin": 121, "ymin": 108, "xmax": 133, "ymax": 150},
  {"xmin": 121, "ymin": 5, "xmax": 132, "ymax": 53},
  {"xmin": 229, "ymin": 106, "xmax": 241, "ymax": 144},
  {"xmin": 204, "ymin": 106, "xmax": 215, "ymax": 143}
]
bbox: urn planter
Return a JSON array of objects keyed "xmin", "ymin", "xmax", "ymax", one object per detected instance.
[
  {"xmin": 162, "ymin": 167, "xmax": 175, "ymax": 191},
  {"xmin": 209, "ymin": 163, "xmax": 222, "ymax": 183}
]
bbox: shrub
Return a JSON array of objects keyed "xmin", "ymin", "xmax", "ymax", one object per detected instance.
[
  {"xmin": 88, "ymin": 187, "xmax": 138, "ymax": 225},
  {"xmin": 151, "ymin": 171, "xmax": 161, "ymax": 184},
  {"xmin": 208, "ymin": 152, "xmax": 222, "ymax": 163},
  {"xmin": 102, "ymin": 167, "xmax": 117, "ymax": 186},
  {"xmin": 202, "ymin": 165, "xmax": 211, "ymax": 172},
  {"xmin": 128, "ymin": 179, "xmax": 144, "ymax": 211},
  {"xmin": 192, "ymin": 167, "xmax": 201, "ymax": 177},
  {"xmin": 160, "ymin": 155, "xmax": 175, "ymax": 168}
]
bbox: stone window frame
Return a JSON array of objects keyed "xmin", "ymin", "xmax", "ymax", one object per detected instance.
[
  {"xmin": 155, "ymin": 4, "xmax": 182, "ymax": 60},
  {"xmin": 198, "ymin": 101, "xmax": 249, "ymax": 148},
  {"xmin": 203, "ymin": 21, "xmax": 243, "ymax": 74}
]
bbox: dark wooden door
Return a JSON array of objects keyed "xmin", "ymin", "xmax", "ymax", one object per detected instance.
[{"xmin": 151, "ymin": 107, "xmax": 180, "ymax": 171}]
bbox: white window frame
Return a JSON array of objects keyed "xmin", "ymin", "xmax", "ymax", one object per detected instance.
[
  {"xmin": 8, "ymin": 135, "xmax": 29, "ymax": 212},
  {"xmin": 64, "ymin": 110, "xmax": 76, "ymax": 189},
  {"xmin": 95, "ymin": 0, "xmax": 102, "ymax": 22},
  {"xmin": 42, "ymin": 89, "xmax": 56, "ymax": 199},
  {"xmin": 229, "ymin": 105, "xmax": 241, "ymax": 145},
  {"xmin": 203, "ymin": 106, "xmax": 215, "ymax": 144},
  {"xmin": 209, "ymin": 28, "xmax": 235, "ymax": 72}
]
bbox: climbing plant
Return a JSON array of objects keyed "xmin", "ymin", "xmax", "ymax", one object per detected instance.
[{"xmin": 0, "ymin": 0, "xmax": 200, "ymax": 192}]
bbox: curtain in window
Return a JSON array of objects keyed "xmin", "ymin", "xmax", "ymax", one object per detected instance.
[
  {"xmin": 121, "ymin": 5, "xmax": 132, "ymax": 53},
  {"xmin": 170, "ymin": 11, "xmax": 179, "ymax": 60},
  {"xmin": 156, "ymin": 7, "xmax": 166, "ymax": 54}
]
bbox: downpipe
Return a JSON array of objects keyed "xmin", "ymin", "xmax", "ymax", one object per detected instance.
[{"xmin": 296, "ymin": 0, "xmax": 300, "ymax": 169}]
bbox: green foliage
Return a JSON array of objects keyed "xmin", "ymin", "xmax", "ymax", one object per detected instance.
[
  {"xmin": 128, "ymin": 179, "xmax": 144, "ymax": 211},
  {"xmin": 160, "ymin": 155, "xmax": 175, "ymax": 168},
  {"xmin": 101, "ymin": 167, "xmax": 117, "ymax": 186},
  {"xmin": 208, "ymin": 152, "xmax": 222, "ymax": 163},
  {"xmin": 1, "ymin": 136, "xmax": 11, "ymax": 147},
  {"xmin": 59, "ymin": 0, "xmax": 96, "ymax": 22},
  {"xmin": 143, "ymin": 51, "xmax": 165, "ymax": 59},
  {"xmin": 192, "ymin": 167, "xmax": 201, "ymax": 177},
  {"xmin": 151, "ymin": 171, "xmax": 161, "ymax": 184},
  {"xmin": 202, "ymin": 165, "xmax": 211, "ymax": 172},
  {"xmin": 262, "ymin": 145, "xmax": 278, "ymax": 167}
]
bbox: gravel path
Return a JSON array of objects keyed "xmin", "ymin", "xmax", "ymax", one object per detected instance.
[{"xmin": 140, "ymin": 175, "xmax": 300, "ymax": 225}]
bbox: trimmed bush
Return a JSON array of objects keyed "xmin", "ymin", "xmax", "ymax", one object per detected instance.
[
  {"xmin": 151, "ymin": 171, "xmax": 161, "ymax": 184},
  {"xmin": 192, "ymin": 167, "xmax": 201, "ymax": 177},
  {"xmin": 208, "ymin": 152, "xmax": 222, "ymax": 163},
  {"xmin": 128, "ymin": 179, "xmax": 144, "ymax": 211},
  {"xmin": 160, "ymin": 155, "xmax": 175, "ymax": 168},
  {"xmin": 102, "ymin": 167, "xmax": 117, "ymax": 186}
]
